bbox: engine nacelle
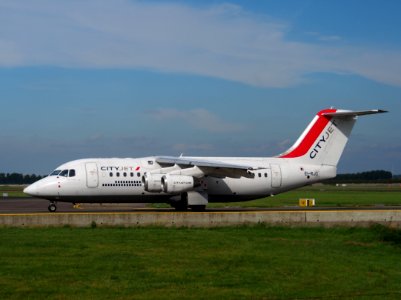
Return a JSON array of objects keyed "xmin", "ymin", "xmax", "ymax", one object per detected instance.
[
  {"xmin": 161, "ymin": 175, "xmax": 194, "ymax": 193},
  {"xmin": 142, "ymin": 173, "xmax": 163, "ymax": 192}
]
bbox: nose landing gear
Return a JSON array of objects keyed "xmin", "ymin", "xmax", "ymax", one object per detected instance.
[{"xmin": 48, "ymin": 202, "xmax": 57, "ymax": 212}]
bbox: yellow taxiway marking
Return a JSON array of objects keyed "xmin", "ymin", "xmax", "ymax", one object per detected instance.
[{"xmin": 1, "ymin": 209, "xmax": 401, "ymax": 217}]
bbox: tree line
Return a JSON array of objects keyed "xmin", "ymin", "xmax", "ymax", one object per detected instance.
[
  {"xmin": 325, "ymin": 170, "xmax": 397, "ymax": 184},
  {"xmin": 0, "ymin": 173, "xmax": 44, "ymax": 184}
]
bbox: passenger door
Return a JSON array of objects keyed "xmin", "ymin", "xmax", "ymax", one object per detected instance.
[
  {"xmin": 270, "ymin": 164, "xmax": 282, "ymax": 188},
  {"xmin": 85, "ymin": 162, "xmax": 99, "ymax": 188}
]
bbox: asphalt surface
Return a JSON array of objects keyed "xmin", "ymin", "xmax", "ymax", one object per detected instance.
[
  {"xmin": 0, "ymin": 197, "xmax": 148, "ymax": 213},
  {"xmin": 2, "ymin": 197, "xmax": 401, "ymax": 214}
]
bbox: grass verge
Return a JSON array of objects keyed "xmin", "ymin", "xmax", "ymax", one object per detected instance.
[
  {"xmin": 0, "ymin": 185, "xmax": 28, "ymax": 197},
  {"xmin": 1, "ymin": 225, "xmax": 401, "ymax": 299},
  {"xmin": 209, "ymin": 184, "xmax": 401, "ymax": 208}
]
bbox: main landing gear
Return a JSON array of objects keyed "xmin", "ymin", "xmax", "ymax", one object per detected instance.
[
  {"xmin": 48, "ymin": 202, "xmax": 57, "ymax": 212},
  {"xmin": 169, "ymin": 193, "xmax": 207, "ymax": 212}
]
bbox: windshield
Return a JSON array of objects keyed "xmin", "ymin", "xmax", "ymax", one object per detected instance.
[
  {"xmin": 59, "ymin": 169, "xmax": 69, "ymax": 177},
  {"xmin": 50, "ymin": 170, "xmax": 61, "ymax": 176},
  {"xmin": 49, "ymin": 169, "xmax": 76, "ymax": 177}
]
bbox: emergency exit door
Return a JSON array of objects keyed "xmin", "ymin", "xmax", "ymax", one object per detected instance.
[{"xmin": 85, "ymin": 162, "xmax": 99, "ymax": 188}]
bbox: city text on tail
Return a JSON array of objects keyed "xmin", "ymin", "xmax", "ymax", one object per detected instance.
[{"xmin": 24, "ymin": 108, "xmax": 387, "ymax": 212}]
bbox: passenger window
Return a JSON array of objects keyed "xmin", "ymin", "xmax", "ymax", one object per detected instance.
[
  {"xmin": 69, "ymin": 169, "xmax": 76, "ymax": 177},
  {"xmin": 109, "ymin": 172, "xmax": 113, "ymax": 177},
  {"xmin": 59, "ymin": 169, "xmax": 68, "ymax": 177},
  {"xmin": 258, "ymin": 173, "xmax": 261, "ymax": 178},
  {"xmin": 130, "ymin": 172, "xmax": 134, "ymax": 177},
  {"xmin": 137, "ymin": 172, "xmax": 141, "ymax": 177},
  {"xmin": 123, "ymin": 172, "xmax": 127, "ymax": 177},
  {"xmin": 264, "ymin": 173, "xmax": 267, "ymax": 177},
  {"xmin": 116, "ymin": 172, "xmax": 120, "ymax": 177}
]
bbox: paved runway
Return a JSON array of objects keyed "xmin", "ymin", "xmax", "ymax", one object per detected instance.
[
  {"xmin": 2, "ymin": 197, "xmax": 401, "ymax": 214},
  {"xmin": 0, "ymin": 197, "xmax": 150, "ymax": 213}
]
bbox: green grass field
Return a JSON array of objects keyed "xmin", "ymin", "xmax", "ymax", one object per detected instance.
[
  {"xmin": 1, "ymin": 226, "xmax": 401, "ymax": 299},
  {"xmin": 0, "ymin": 185, "xmax": 27, "ymax": 197},
  {"xmin": 209, "ymin": 184, "xmax": 401, "ymax": 208}
]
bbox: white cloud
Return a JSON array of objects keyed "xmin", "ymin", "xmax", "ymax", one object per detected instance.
[
  {"xmin": 146, "ymin": 108, "xmax": 244, "ymax": 133},
  {"xmin": 0, "ymin": 0, "xmax": 401, "ymax": 87}
]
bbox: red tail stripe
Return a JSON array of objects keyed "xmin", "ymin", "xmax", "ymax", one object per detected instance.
[{"xmin": 279, "ymin": 109, "xmax": 337, "ymax": 158}]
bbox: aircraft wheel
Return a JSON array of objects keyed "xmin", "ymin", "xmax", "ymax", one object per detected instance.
[{"xmin": 48, "ymin": 203, "xmax": 57, "ymax": 212}]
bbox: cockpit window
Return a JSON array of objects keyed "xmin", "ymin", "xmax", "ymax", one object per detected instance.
[
  {"xmin": 50, "ymin": 170, "xmax": 61, "ymax": 176},
  {"xmin": 59, "ymin": 169, "xmax": 69, "ymax": 177},
  {"xmin": 50, "ymin": 169, "xmax": 76, "ymax": 177}
]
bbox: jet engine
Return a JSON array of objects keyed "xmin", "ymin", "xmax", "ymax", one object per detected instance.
[
  {"xmin": 142, "ymin": 173, "xmax": 164, "ymax": 192},
  {"xmin": 161, "ymin": 174, "xmax": 194, "ymax": 193}
]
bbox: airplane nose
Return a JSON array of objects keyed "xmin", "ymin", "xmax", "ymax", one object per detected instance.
[{"xmin": 24, "ymin": 184, "xmax": 38, "ymax": 196}]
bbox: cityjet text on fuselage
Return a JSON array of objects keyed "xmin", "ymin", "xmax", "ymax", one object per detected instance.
[{"xmin": 100, "ymin": 166, "xmax": 140, "ymax": 172}]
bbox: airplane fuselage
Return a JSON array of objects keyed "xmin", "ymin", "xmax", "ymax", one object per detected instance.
[{"xmin": 26, "ymin": 156, "xmax": 335, "ymax": 203}]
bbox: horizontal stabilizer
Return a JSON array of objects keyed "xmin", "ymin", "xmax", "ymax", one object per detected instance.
[{"xmin": 322, "ymin": 109, "xmax": 387, "ymax": 117}]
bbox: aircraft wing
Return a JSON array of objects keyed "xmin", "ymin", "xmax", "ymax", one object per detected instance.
[{"xmin": 155, "ymin": 156, "xmax": 259, "ymax": 178}]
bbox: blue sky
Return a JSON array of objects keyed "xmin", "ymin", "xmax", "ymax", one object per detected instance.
[{"xmin": 0, "ymin": 0, "xmax": 400, "ymax": 175}]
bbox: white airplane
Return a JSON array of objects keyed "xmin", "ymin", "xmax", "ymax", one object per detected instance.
[{"xmin": 24, "ymin": 108, "xmax": 386, "ymax": 212}]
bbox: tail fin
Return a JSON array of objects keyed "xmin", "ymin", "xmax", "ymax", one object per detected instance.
[{"xmin": 278, "ymin": 108, "xmax": 387, "ymax": 166}]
